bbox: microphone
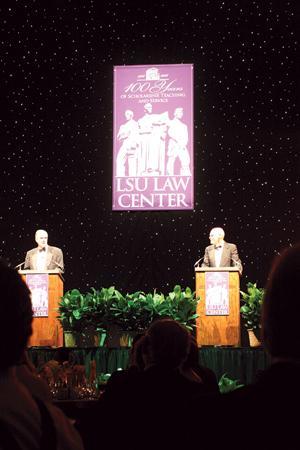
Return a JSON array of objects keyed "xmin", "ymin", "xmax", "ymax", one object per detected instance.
[
  {"xmin": 194, "ymin": 256, "xmax": 204, "ymax": 268},
  {"xmin": 53, "ymin": 261, "xmax": 64, "ymax": 272},
  {"xmin": 15, "ymin": 261, "xmax": 25, "ymax": 270}
]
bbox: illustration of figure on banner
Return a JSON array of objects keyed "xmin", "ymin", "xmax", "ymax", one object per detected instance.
[
  {"xmin": 205, "ymin": 274, "xmax": 229, "ymax": 316},
  {"xmin": 166, "ymin": 107, "xmax": 191, "ymax": 176},
  {"xmin": 137, "ymin": 102, "xmax": 169, "ymax": 176},
  {"xmin": 31, "ymin": 286, "xmax": 48, "ymax": 316},
  {"xmin": 116, "ymin": 104, "xmax": 191, "ymax": 178},
  {"xmin": 116, "ymin": 109, "xmax": 140, "ymax": 177}
]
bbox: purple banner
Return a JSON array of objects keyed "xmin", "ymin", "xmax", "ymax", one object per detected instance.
[
  {"xmin": 113, "ymin": 64, "xmax": 194, "ymax": 210},
  {"xmin": 205, "ymin": 272, "xmax": 229, "ymax": 316},
  {"xmin": 26, "ymin": 274, "xmax": 49, "ymax": 317}
]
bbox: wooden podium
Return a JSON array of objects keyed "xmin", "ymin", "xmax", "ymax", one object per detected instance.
[
  {"xmin": 195, "ymin": 267, "xmax": 240, "ymax": 346},
  {"xmin": 20, "ymin": 270, "xmax": 64, "ymax": 347}
]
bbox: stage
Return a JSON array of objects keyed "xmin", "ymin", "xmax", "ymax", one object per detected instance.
[{"xmin": 28, "ymin": 346, "xmax": 269, "ymax": 386}]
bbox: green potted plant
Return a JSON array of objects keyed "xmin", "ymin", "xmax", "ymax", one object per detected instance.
[
  {"xmin": 58, "ymin": 289, "xmax": 96, "ymax": 347},
  {"xmin": 151, "ymin": 291, "xmax": 169, "ymax": 319},
  {"xmin": 240, "ymin": 282, "xmax": 264, "ymax": 347},
  {"xmin": 109, "ymin": 291, "xmax": 154, "ymax": 346},
  {"xmin": 58, "ymin": 284, "xmax": 199, "ymax": 348},
  {"xmin": 88, "ymin": 286, "xmax": 122, "ymax": 346},
  {"xmin": 165, "ymin": 285, "xmax": 199, "ymax": 331},
  {"xmin": 57, "ymin": 289, "xmax": 85, "ymax": 347}
]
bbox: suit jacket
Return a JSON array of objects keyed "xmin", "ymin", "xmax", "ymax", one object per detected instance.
[
  {"xmin": 201, "ymin": 241, "xmax": 242, "ymax": 274},
  {"xmin": 24, "ymin": 245, "xmax": 64, "ymax": 271}
]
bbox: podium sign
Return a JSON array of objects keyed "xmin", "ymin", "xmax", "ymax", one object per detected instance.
[
  {"xmin": 195, "ymin": 267, "xmax": 240, "ymax": 346},
  {"xmin": 20, "ymin": 270, "xmax": 63, "ymax": 347},
  {"xmin": 205, "ymin": 271, "xmax": 229, "ymax": 315},
  {"xmin": 26, "ymin": 273, "xmax": 49, "ymax": 317}
]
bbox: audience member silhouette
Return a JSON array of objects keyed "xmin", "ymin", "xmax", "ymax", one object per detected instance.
[
  {"xmin": 100, "ymin": 333, "xmax": 145, "ymax": 402},
  {"xmin": 79, "ymin": 319, "xmax": 217, "ymax": 450},
  {"xmin": 0, "ymin": 260, "xmax": 83, "ymax": 450},
  {"xmin": 180, "ymin": 336, "xmax": 219, "ymax": 393},
  {"xmin": 191, "ymin": 244, "xmax": 300, "ymax": 450},
  {"xmin": 129, "ymin": 332, "xmax": 146, "ymax": 369},
  {"xmin": 15, "ymin": 350, "xmax": 52, "ymax": 402}
]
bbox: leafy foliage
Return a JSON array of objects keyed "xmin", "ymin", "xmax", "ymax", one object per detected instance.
[
  {"xmin": 165, "ymin": 285, "xmax": 199, "ymax": 331},
  {"xmin": 109, "ymin": 291, "xmax": 151, "ymax": 332},
  {"xmin": 218, "ymin": 373, "xmax": 244, "ymax": 393},
  {"xmin": 57, "ymin": 289, "xmax": 90, "ymax": 332},
  {"xmin": 58, "ymin": 284, "xmax": 199, "ymax": 334},
  {"xmin": 240, "ymin": 282, "xmax": 264, "ymax": 331},
  {"xmin": 57, "ymin": 286, "xmax": 120, "ymax": 332}
]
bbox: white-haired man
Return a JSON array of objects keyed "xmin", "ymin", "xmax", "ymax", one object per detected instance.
[
  {"xmin": 201, "ymin": 227, "xmax": 242, "ymax": 274},
  {"xmin": 24, "ymin": 229, "xmax": 64, "ymax": 272}
]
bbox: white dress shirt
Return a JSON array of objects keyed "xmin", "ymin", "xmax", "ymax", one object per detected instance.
[
  {"xmin": 214, "ymin": 244, "xmax": 224, "ymax": 267},
  {"xmin": 36, "ymin": 248, "xmax": 47, "ymax": 270}
]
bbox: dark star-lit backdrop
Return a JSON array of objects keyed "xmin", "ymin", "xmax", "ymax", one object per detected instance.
[{"xmin": 1, "ymin": 0, "xmax": 299, "ymax": 294}]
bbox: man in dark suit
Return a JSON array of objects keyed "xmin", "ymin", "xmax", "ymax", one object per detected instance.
[
  {"xmin": 24, "ymin": 229, "xmax": 64, "ymax": 272},
  {"xmin": 201, "ymin": 227, "xmax": 242, "ymax": 274}
]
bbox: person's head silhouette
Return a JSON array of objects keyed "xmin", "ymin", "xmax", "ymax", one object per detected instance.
[
  {"xmin": 143, "ymin": 318, "xmax": 190, "ymax": 369},
  {"xmin": 0, "ymin": 260, "xmax": 33, "ymax": 369},
  {"xmin": 262, "ymin": 243, "xmax": 300, "ymax": 360}
]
